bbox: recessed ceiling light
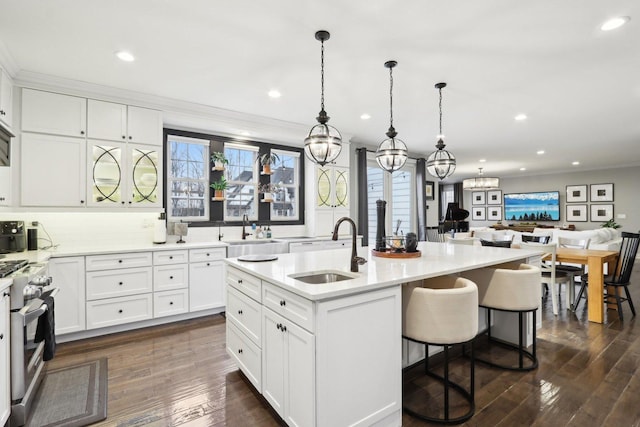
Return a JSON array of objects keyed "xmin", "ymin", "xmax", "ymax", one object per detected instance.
[
  {"xmin": 268, "ymin": 90, "xmax": 281, "ymax": 98},
  {"xmin": 601, "ymin": 16, "xmax": 630, "ymax": 31},
  {"xmin": 240, "ymin": 131, "xmax": 251, "ymax": 136},
  {"xmin": 360, "ymin": 114, "xmax": 371, "ymax": 120},
  {"xmin": 537, "ymin": 150, "xmax": 545, "ymax": 155},
  {"xmin": 115, "ymin": 51, "xmax": 135, "ymax": 62},
  {"xmin": 572, "ymin": 161, "xmax": 580, "ymax": 166},
  {"xmin": 514, "ymin": 114, "xmax": 527, "ymax": 121},
  {"xmin": 520, "ymin": 167, "xmax": 527, "ymax": 171},
  {"xmin": 479, "ymin": 159, "xmax": 486, "ymax": 163}
]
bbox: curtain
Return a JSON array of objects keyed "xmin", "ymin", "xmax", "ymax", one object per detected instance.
[
  {"xmin": 415, "ymin": 158, "xmax": 427, "ymax": 240},
  {"xmin": 356, "ymin": 147, "xmax": 368, "ymax": 246}
]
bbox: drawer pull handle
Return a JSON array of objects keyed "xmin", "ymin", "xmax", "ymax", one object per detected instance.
[
  {"xmin": 279, "ymin": 300, "xmax": 286, "ymax": 306},
  {"xmin": 238, "ymin": 348, "xmax": 243, "ymax": 354},
  {"xmin": 0, "ymin": 333, "xmax": 3, "ymax": 340},
  {"xmin": 282, "ymin": 325, "xmax": 287, "ymax": 332},
  {"xmin": 238, "ymin": 279, "xmax": 243, "ymax": 284},
  {"xmin": 206, "ymin": 263, "xmax": 210, "ymax": 266},
  {"xmin": 118, "ymin": 260, "xmax": 123, "ymax": 263},
  {"xmin": 169, "ymin": 276, "xmax": 174, "ymax": 279},
  {"xmin": 238, "ymin": 309, "xmax": 243, "ymax": 315},
  {"xmin": 3, "ymin": 292, "xmax": 9, "ymax": 297},
  {"xmin": 169, "ymin": 255, "xmax": 173, "ymax": 259},
  {"xmin": 118, "ymin": 281, "xmax": 123, "ymax": 285},
  {"xmin": 276, "ymin": 323, "xmax": 282, "ymax": 330},
  {"xmin": 206, "ymin": 253, "xmax": 210, "ymax": 256},
  {"xmin": 118, "ymin": 309, "xmax": 123, "ymax": 314}
]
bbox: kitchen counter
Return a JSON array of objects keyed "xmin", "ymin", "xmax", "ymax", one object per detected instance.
[
  {"xmin": 46, "ymin": 241, "xmax": 228, "ymax": 257},
  {"xmin": 225, "ymin": 241, "xmax": 543, "ymax": 301}
]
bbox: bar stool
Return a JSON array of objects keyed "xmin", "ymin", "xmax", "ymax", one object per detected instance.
[
  {"xmin": 402, "ymin": 276, "xmax": 478, "ymax": 424},
  {"xmin": 461, "ymin": 263, "xmax": 541, "ymax": 371}
]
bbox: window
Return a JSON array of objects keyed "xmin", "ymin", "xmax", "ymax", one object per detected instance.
[
  {"xmin": 224, "ymin": 143, "xmax": 259, "ymax": 221},
  {"xmin": 366, "ymin": 155, "xmax": 416, "ymax": 244},
  {"xmin": 440, "ymin": 184, "xmax": 455, "ymax": 221},
  {"xmin": 167, "ymin": 135, "xmax": 209, "ymax": 222},
  {"xmin": 270, "ymin": 149, "xmax": 300, "ymax": 221}
]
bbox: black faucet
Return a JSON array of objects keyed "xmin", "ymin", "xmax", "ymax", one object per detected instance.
[
  {"xmin": 332, "ymin": 217, "xmax": 367, "ymax": 273},
  {"xmin": 242, "ymin": 214, "xmax": 252, "ymax": 240},
  {"xmin": 217, "ymin": 221, "xmax": 224, "ymax": 241}
]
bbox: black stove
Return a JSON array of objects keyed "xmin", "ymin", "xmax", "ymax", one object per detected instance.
[{"xmin": 0, "ymin": 259, "xmax": 29, "ymax": 278}]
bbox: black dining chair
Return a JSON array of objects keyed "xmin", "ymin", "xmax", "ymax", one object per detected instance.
[
  {"xmin": 521, "ymin": 234, "xmax": 551, "ymax": 244},
  {"xmin": 480, "ymin": 239, "xmax": 512, "ymax": 248},
  {"xmin": 573, "ymin": 232, "xmax": 640, "ymax": 320}
]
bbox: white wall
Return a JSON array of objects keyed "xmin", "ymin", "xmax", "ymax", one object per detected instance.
[{"xmin": 464, "ymin": 166, "xmax": 640, "ymax": 232}]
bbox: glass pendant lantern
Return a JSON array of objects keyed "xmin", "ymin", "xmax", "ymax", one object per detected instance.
[
  {"xmin": 426, "ymin": 82, "xmax": 456, "ymax": 180},
  {"xmin": 376, "ymin": 60, "xmax": 408, "ymax": 173}
]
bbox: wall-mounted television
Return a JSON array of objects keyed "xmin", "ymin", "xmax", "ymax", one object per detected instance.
[{"xmin": 503, "ymin": 191, "xmax": 560, "ymax": 222}]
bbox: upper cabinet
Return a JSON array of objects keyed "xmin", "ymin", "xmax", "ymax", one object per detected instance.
[
  {"xmin": 87, "ymin": 100, "xmax": 162, "ymax": 146},
  {"xmin": 0, "ymin": 68, "xmax": 13, "ymax": 129},
  {"xmin": 21, "ymin": 88, "xmax": 87, "ymax": 137}
]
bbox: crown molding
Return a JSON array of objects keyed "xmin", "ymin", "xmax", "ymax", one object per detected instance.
[{"xmin": 0, "ymin": 40, "xmax": 19, "ymax": 76}]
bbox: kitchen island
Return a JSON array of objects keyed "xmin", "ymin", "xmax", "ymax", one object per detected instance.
[{"xmin": 224, "ymin": 241, "xmax": 542, "ymax": 427}]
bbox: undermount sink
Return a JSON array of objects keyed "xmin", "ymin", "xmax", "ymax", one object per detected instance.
[
  {"xmin": 289, "ymin": 270, "xmax": 358, "ymax": 284},
  {"xmin": 227, "ymin": 240, "xmax": 289, "ymax": 258}
]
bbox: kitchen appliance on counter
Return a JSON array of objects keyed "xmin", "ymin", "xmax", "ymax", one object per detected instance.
[
  {"xmin": 7, "ymin": 260, "xmax": 58, "ymax": 426},
  {"xmin": 0, "ymin": 221, "xmax": 26, "ymax": 253}
]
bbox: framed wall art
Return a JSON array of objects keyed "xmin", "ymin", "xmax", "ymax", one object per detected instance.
[
  {"xmin": 487, "ymin": 190, "xmax": 502, "ymax": 205},
  {"xmin": 566, "ymin": 184, "xmax": 587, "ymax": 203},
  {"xmin": 566, "ymin": 204, "xmax": 587, "ymax": 222},
  {"xmin": 590, "ymin": 183, "xmax": 614, "ymax": 202},
  {"xmin": 425, "ymin": 181, "xmax": 435, "ymax": 201},
  {"xmin": 472, "ymin": 191, "xmax": 485, "ymax": 206},
  {"xmin": 590, "ymin": 204, "xmax": 614, "ymax": 222},
  {"xmin": 487, "ymin": 206, "xmax": 502, "ymax": 221},
  {"xmin": 472, "ymin": 207, "xmax": 486, "ymax": 221}
]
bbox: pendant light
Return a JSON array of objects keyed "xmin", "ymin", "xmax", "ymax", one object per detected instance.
[
  {"xmin": 304, "ymin": 30, "xmax": 342, "ymax": 166},
  {"xmin": 463, "ymin": 167, "xmax": 500, "ymax": 190},
  {"xmin": 376, "ymin": 60, "xmax": 408, "ymax": 173},
  {"xmin": 426, "ymin": 82, "xmax": 456, "ymax": 180}
]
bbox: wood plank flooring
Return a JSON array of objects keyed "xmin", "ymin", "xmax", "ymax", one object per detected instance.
[{"xmin": 48, "ymin": 265, "xmax": 640, "ymax": 426}]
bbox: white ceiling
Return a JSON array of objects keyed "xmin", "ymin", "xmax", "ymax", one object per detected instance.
[{"xmin": 0, "ymin": 0, "xmax": 638, "ymax": 181}]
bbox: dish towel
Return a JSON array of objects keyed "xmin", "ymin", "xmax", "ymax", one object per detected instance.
[{"xmin": 35, "ymin": 294, "xmax": 56, "ymax": 361}]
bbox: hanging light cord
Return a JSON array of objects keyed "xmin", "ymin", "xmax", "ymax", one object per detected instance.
[
  {"xmin": 320, "ymin": 39, "xmax": 325, "ymax": 112},
  {"xmin": 389, "ymin": 66, "xmax": 394, "ymax": 129},
  {"xmin": 438, "ymin": 86, "xmax": 443, "ymax": 136}
]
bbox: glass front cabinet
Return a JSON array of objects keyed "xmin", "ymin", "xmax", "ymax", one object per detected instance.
[{"xmin": 88, "ymin": 140, "xmax": 162, "ymax": 208}]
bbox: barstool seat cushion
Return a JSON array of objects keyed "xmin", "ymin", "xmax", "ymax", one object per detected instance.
[
  {"xmin": 402, "ymin": 276, "xmax": 478, "ymax": 345},
  {"xmin": 461, "ymin": 263, "xmax": 541, "ymax": 311}
]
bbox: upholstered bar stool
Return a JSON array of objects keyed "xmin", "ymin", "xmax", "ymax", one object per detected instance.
[
  {"xmin": 461, "ymin": 263, "xmax": 541, "ymax": 371},
  {"xmin": 402, "ymin": 276, "xmax": 478, "ymax": 424}
]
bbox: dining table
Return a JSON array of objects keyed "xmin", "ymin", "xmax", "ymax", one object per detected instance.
[{"xmin": 551, "ymin": 247, "xmax": 619, "ymax": 323}]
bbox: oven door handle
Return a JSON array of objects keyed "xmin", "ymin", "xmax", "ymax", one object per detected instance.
[{"xmin": 17, "ymin": 288, "xmax": 59, "ymax": 326}]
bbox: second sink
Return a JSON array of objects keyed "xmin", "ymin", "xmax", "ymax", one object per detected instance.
[
  {"xmin": 227, "ymin": 240, "xmax": 289, "ymax": 258},
  {"xmin": 289, "ymin": 270, "xmax": 358, "ymax": 284}
]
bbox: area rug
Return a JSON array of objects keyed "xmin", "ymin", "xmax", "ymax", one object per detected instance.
[{"xmin": 27, "ymin": 358, "xmax": 108, "ymax": 427}]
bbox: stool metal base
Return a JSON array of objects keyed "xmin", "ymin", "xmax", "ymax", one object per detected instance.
[{"xmin": 403, "ymin": 340, "xmax": 475, "ymax": 425}]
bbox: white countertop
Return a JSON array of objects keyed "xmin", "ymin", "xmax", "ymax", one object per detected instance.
[
  {"xmin": 45, "ymin": 241, "xmax": 228, "ymax": 257},
  {"xmin": 225, "ymin": 241, "xmax": 543, "ymax": 301}
]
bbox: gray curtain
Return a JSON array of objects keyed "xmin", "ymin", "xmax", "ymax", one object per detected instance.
[
  {"xmin": 415, "ymin": 158, "xmax": 427, "ymax": 240},
  {"xmin": 356, "ymin": 148, "xmax": 368, "ymax": 246}
]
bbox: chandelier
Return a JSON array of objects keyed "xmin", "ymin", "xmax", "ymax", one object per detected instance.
[
  {"xmin": 375, "ymin": 60, "xmax": 408, "ymax": 173},
  {"xmin": 463, "ymin": 168, "xmax": 500, "ymax": 190},
  {"xmin": 426, "ymin": 82, "xmax": 456, "ymax": 180}
]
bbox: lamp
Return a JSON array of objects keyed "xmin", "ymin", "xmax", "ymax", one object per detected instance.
[
  {"xmin": 376, "ymin": 61, "xmax": 408, "ymax": 173},
  {"xmin": 426, "ymin": 82, "xmax": 456, "ymax": 180},
  {"xmin": 304, "ymin": 30, "xmax": 342, "ymax": 166},
  {"xmin": 463, "ymin": 168, "xmax": 500, "ymax": 190}
]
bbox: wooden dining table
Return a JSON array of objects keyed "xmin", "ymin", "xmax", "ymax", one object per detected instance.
[{"xmin": 551, "ymin": 247, "xmax": 619, "ymax": 323}]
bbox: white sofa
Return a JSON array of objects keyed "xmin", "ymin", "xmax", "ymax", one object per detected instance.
[{"xmin": 468, "ymin": 227, "xmax": 622, "ymax": 251}]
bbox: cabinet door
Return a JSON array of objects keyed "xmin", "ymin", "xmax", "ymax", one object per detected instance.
[
  {"xmin": 127, "ymin": 106, "xmax": 162, "ymax": 145},
  {"xmin": 128, "ymin": 143, "xmax": 161, "ymax": 207},
  {"xmin": 0, "ymin": 68, "xmax": 13, "ymax": 128},
  {"xmin": 87, "ymin": 140, "xmax": 125, "ymax": 206},
  {"xmin": 262, "ymin": 309, "xmax": 286, "ymax": 418},
  {"xmin": 0, "ymin": 166, "xmax": 11, "ymax": 206},
  {"xmin": 333, "ymin": 166, "xmax": 349, "ymax": 209},
  {"xmin": 48, "ymin": 257, "xmax": 86, "ymax": 335},
  {"xmin": 21, "ymin": 133, "xmax": 87, "ymax": 206},
  {"xmin": 21, "ymin": 89, "xmax": 86, "ymax": 137},
  {"xmin": 0, "ymin": 292, "xmax": 10, "ymax": 426},
  {"xmin": 316, "ymin": 166, "xmax": 332, "ymax": 208},
  {"xmin": 189, "ymin": 261, "xmax": 225, "ymax": 312},
  {"xmin": 87, "ymin": 99, "xmax": 127, "ymax": 142}
]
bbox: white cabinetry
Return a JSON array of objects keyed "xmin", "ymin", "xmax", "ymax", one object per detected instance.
[
  {"xmin": 189, "ymin": 248, "xmax": 226, "ymax": 312},
  {"xmin": 0, "ymin": 68, "xmax": 13, "ymax": 128},
  {"xmin": 87, "ymin": 99, "xmax": 162, "ymax": 145},
  {"xmin": 0, "ymin": 166, "xmax": 11, "ymax": 206},
  {"xmin": 21, "ymin": 89, "xmax": 87, "ymax": 137},
  {"xmin": 21, "ymin": 133, "xmax": 87, "ymax": 206},
  {"xmin": 48, "ymin": 257, "xmax": 86, "ymax": 335},
  {"xmin": 153, "ymin": 249, "xmax": 189, "ymax": 318},
  {"xmin": 0, "ymin": 288, "xmax": 10, "ymax": 426},
  {"xmin": 288, "ymin": 238, "xmax": 361, "ymax": 253}
]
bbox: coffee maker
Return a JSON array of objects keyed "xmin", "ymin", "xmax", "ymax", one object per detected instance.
[{"xmin": 0, "ymin": 221, "xmax": 26, "ymax": 253}]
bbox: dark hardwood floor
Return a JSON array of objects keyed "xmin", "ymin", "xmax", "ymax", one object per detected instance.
[{"xmin": 49, "ymin": 265, "xmax": 640, "ymax": 426}]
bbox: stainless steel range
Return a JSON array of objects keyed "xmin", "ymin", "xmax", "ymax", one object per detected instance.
[{"xmin": 4, "ymin": 259, "xmax": 58, "ymax": 427}]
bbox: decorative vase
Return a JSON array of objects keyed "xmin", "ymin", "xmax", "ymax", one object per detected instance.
[
  {"xmin": 262, "ymin": 164, "xmax": 272, "ymax": 175},
  {"xmin": 263, "ymin": 192, "xmax": 273, "ymax": 202}
]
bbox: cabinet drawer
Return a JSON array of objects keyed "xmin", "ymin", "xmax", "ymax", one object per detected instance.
[
  {"xmin": 153, "ymin": 264, "xmax": 188, "ymax": 291},
  {"xmin": 189, "ymin": 247, "xmax": 226, "ymax": 262},
  {"xmin": 227, "ymin": 266, "xmax": 261, "ymax": 302},
  {"xmin": 263, "ymin": 282, "xmax": 314, "ymax": 333},
  {"xmin": 227, "ymin": 285, "xmax": 261, "ymax": 346},
  {"xmin": 86, "ymin": 267, "xmax": 153, "ymax": 300},
  {"xmin": 86, "ymin": 293, "xmax": 153, "ymax": 330},
  {"xmin": 226, "ymin": 320, "xmax": 261, "ymax": 392},
  {"xmin": 154, "ymin": 289, "xmax": 189, "ymax": 318},
  {"xmin": 153, "ymin": 250, "xmax": 189, "ymax": 265},
  {"xmin": 86, "ymin": 252, "xmax": 152, "ymax": 271}
]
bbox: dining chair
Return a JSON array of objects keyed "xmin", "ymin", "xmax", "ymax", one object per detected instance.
[
  {"xmin": 445, "ymin": 236, "xmax": 475, "ymax": 245},
  {"xmin": 573, "ymin": 232, "xmax": 640, "ymax": 320},
  {"xmin": 426, "ymin": 226, "xmax": 447, "ymax": 243},
  {"xmin": 480, "ymin": 239, "xmax": 512, "ymax": 248},
  {"xmin": 520, "ymin": 242, "xmax": 572, "ymax": 315},
  {"xmin": 555, "ymin": 237, "xmax": 590, "ymax": 309},
  {"xmin": 521, "ymin": 234, "xmax": 551, "ymax": 244}
]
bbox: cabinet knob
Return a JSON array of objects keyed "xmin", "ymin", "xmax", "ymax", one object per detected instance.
[
  {"xmin": 276, "ymin": 323, "xmax": 282, "ymax": 330},
  {"xmin": 3, "ymin": 292, "xmax": 9, "ymax": 297},
  {"xmin": 282, "ymin": 325, "xmax": 287, "ymax": 332},
  {"xmin": 118, "ymin": 260, "xmax": 123, "ymax": 263},
  {"xmin": 238, "ymin": 348, "xmax": 243, "ymax": 354},
  {"xmin": 118, "ymin": 281, "xmax": 123, "ymax": 285},
  {"xmin": 0, "ymin": 333, "xmax": 3, "ymax": 340},
  {"xmin": 206, "ymin": 263, "xmax": 210, "ymax": 266},
  {"xmin": 169, "ymin": 276, "xmax": 174, "ymax": 280},
  {"xmin": 238, "ymin": 279, "xmax": 243, "ymax": 284},
  {"xmin": 169, "ymin": 301, "xmax": 174, "ymax": 305},
  {"xmin": 122, "ymin": 135, "xmax": 126, "ymax": 139},
  {"xmin": 128, "ymin": 201, "xmax": 132, "ymax": 204},
  {"xmin": 121, "ymin": 201, "xmax": 125, "ymax": 204},
  {"xmin": 0, "ymin": 110, "xmax": 5, "ymax": 115},
  {"xmin": 238, "ymin": 309, "xmax": 243, "ymax": 315},
  {"xmin": 279, "ymin": 300, "xmax": 286, "ymax": 306},
  {"xmin": 80, "ymin": 200, "xmax": 85, "ymax": 204},
  {"xmin": 129, "ymin": 136, "xmax": 132, "ymax": 140},
  {"xmin": 169, "ymin": 256, "xmax": 173, "ymax": 259},
  {"xmin": 206, "ymin": 253, "xmax": 210, "ymax": 256},
  {"xmin": 80, "ymin": 130, "xmax": 85, "ymax": 135},
  {"xmin": 118, "ymin": 309, "xmax": 123, "ymax": 313},
  {"xmin": 0, "ymin": 197, "xmax": 4, "ymax": 201}
]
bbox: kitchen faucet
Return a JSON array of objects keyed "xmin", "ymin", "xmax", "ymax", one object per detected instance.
[
  {"xmin": 242, "ymin": 214, "xmax": 252, "ymax": 240},
  {"xmin": 332, "ymin": 217, "xmax": 366, "ymax": 273}
]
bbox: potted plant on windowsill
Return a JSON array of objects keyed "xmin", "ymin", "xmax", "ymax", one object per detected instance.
[
  {"xmin": 210, "ymin": 176, "xmax": 227, "ymax": 200},
  {"xmin": 256, "ymin": 152, "xmax": 280, "ymax": 175},
  {"xmin": 211, "ymin": 152, "xmax": 229, "ymax": 171},
  {"xmin": 259, "ymin": 182, "xmax": 281, "ymax": 202}
]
